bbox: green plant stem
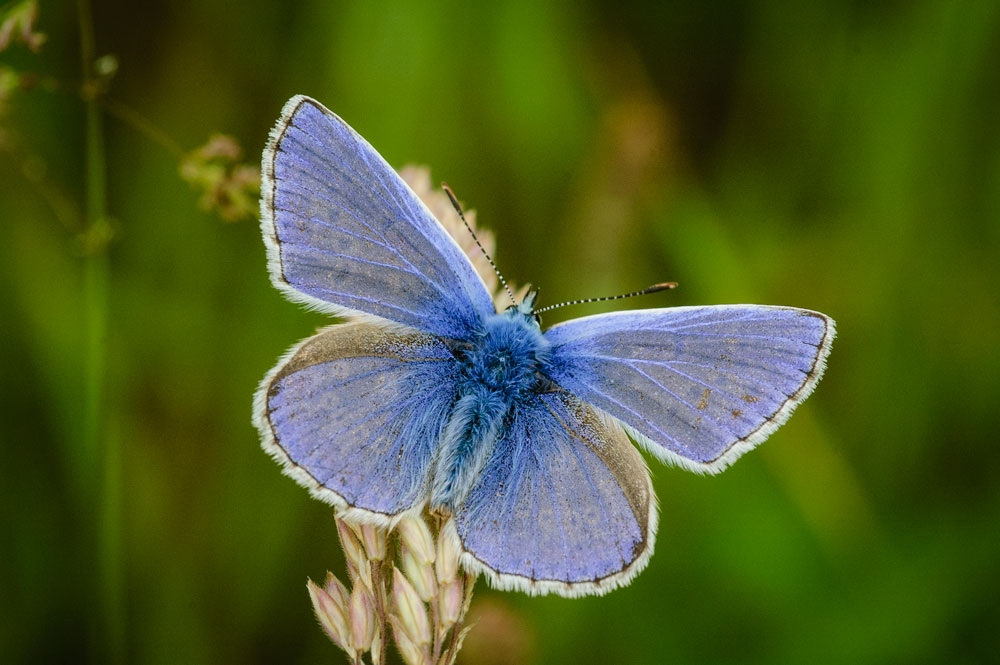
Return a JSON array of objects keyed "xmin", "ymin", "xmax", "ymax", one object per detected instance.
[
  {"xmin": 77, "ymin": 0, "xmax": 122, "ymax": 662},
  {"xmin": 102, "ymin": 96, "xmax": 185, "ymax": 159}
]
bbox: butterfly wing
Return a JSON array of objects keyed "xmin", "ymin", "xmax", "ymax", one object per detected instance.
[
  {"xmin": 261, "ymin": 95, "xmax": 495, "ymax": 338},
  {"xmin": 447, "ymin": 392, "xmax": 655, "ymax": 597},
  {"xmin": 543, "ymin": 305, "xmax": 835, "ymax": 473},
  {"xmin": 254, "ymin": 322, "xmax": 460, "ymax": 522}
]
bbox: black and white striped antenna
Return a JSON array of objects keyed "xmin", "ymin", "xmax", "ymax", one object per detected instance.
[
  {"xmin": 534, "ymin": 282, "xmax": 678, "ymax": 314},
  {"xmin": 442, "ymin": 183, "xmax": 516, "ymax": 307}
]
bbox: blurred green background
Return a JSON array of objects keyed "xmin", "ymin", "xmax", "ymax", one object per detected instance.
[{"xmin": 3, "ymin": 1, "xmax": 999, "ymax": 663}]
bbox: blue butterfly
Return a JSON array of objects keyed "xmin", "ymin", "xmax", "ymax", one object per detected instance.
[{"xmin": 254, "ymin": 96, "xmax": 835, "ymax": 597}]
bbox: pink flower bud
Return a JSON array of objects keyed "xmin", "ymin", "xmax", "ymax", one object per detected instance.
[
  {"xmin": 360, "ymin": 523, "xmax": 387, "ymax": 561},
  {"xmin": 336, "ymin": 518, "xmax": 366, "ymax": 571},
  {"xmin": 389, "ymin": 615, "xmax": 427, "ymax": 665},
  {"xmin": 436, "ymin": 520, "xmax": 460, "ymax": 584},
  {"xmin": 439, "ymin": 578, "xmax": 463, "ymax": 628},
  {"xmin": 370, "ymin": 626, "xmax": 383, "ymax": 665},
  {"xmin": 307, "ymin": 578, "xmax": 352, "ymax": 654},
  {"xmin": 346, "ymin": 554, "xmax": 373, "ymax": 591},
  {"xmin": 349, "ymin": 582, "xmax": 376, "ymax": 652},
  {"xmin": 324, "ymin": 572, "xmax": 351, "ymax": 610},
  {"xmin": 396, "ymin": 516, "xmax": 435, "ymax": 565},
  {"xmin": 392, "ymin": 567, "xmax": 430, "ymax": 646},
  {"xmin": 401, "ymin": 546, "xmax": 436, "ymax": 602}
]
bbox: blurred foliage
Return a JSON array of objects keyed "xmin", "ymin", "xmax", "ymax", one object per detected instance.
[
  {"xmin": 2, "ymin": 1, "xmax": 999, "ymax": 664},
  {"xmin": 178, "ymin": 134, "xmax": 259, "ymax": 222},
  {"xmin": 0, "ymin": 1, "xmax": 45, "ymax": 53}
]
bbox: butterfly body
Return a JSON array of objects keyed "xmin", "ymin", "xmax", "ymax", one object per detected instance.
[
  {"xmin": 257, "ymin": 96, "xmax": 836, "ymax": 597},
  {"xmin": 432, "ymin": 294, "xmax": 551, "ymax": 511}
]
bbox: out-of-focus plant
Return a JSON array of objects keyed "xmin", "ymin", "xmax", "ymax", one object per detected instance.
[
  {"xmin": 179, "ymin": 133, "xmax": 260, "ymax": 222},
  {"xmin": 1, "ymin": 1, "xmax": 258, "ymax": 225},
  {"xmin": 0, "ymin": 63, "xmax": 16, "ymax": 94},
  {"xmin": 0, "ymin": 0, "xmax": 45, "ymax": 53},
  {"xmin": 0, "ymin": 0, "xmax": 48, "ymax": 122}
]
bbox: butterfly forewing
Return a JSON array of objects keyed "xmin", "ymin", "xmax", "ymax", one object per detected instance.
[{"xmin": 262, "ymin": 96, "xmax": 495, "ymax": 338}]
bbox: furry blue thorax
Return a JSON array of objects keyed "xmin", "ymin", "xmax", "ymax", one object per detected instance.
[
  {"xmin": 460, "ymin": 306, "xmax": 550, "ymax": 397},
  {"xmin": 431, "ymin": 297, "xmax": 552, "ymax": 512}
]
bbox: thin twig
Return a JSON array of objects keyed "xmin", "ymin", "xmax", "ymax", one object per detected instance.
[
  {"xmin": 102, "ymin": 96, "xmax": 185, "ymax": 159},
  {"xmin": 0, "ymin": 132, "xmax": 82, "ymax": 233}
]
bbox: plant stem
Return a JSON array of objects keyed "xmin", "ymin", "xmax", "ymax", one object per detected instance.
[
  {"xmin": 0, "ymin": 135, "xmax": 82, "ymax": 233},
  {"xmin": 431, "ymin": 586, "xmax": 442, "ymax": 664},
  {"xmin": 102, "ymin": 96, "xmax": 185, "ymax": 159},
  {"xmin": 77, "ymin": 0, "xmax": 121, "ymax": 662}
]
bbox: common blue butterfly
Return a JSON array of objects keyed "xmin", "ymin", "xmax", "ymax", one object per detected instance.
[{"xmin": 254, "ymin": 96, "xmax": 835, "ymax": 597}]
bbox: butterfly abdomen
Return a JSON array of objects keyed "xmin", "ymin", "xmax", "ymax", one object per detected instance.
[
  {"xmin": 430, "ymin": 309, "xmax": 553, "ymax": 512},
  {"xmin": 429, "ymin": 386, "xmax": 507, "ymax": 513}
]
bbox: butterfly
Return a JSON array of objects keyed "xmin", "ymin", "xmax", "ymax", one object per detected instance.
[{"xmin": 254, "ymin": 96, "xmax": 835, "ymax": 597}]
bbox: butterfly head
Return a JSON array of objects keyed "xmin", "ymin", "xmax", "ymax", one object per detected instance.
[{"xmin": 505, "ymin": 288, "xmax": 542, "ymax": 328}]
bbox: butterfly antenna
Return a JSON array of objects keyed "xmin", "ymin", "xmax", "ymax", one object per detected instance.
[
  {"xmin": 534, "ymin": 282, "xmax": 678, "ymax": 314},
  {"xmin": 442, "ymin": 183, "xmax": 516, "ymax": 306}
]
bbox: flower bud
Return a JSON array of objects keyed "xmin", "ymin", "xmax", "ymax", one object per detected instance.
[
  {"xmin": 336, "ymin": 518, "xmax": 366, "ymax": 571},
  {"xmin": 439, "ymin": 578, "xmax": 463, "ymax": 629},
  {"xmin": 401, "ymin": 545, "xmax": 436, "ymax": 602},
  {"xmin": 346, "ymin": 556, "xmax": 373, "ymax": 592},
  {"xmin": 396, "ymin": 516, "xmax": 435, "ymax": 565},
  {"xmin": 359, "ymin": 523, "xmax": 387, "ymax": 561},
  {"xmin": 349, "ymin": 582, "xmax": 376, "ymax": 652},
  {"xmin": 307, "ymin": 577, "xmax": 352, "ymax": 654},
  {"xmin": 389, "ymin": 615, "xmax": 426, "ymax": 665},
  {"xmin": 392, "ymin": 567, "xmax": 430, "ymax": 646},
  {"xmin": 370, "ymin": 626, "xmax": 382, "ymax": 665},
  {"xmin": 435, "ymin": 521, "xmax": 460, "ymax": 584},
  {"xmin": 324, "ymin": 571, "xmax": 351, "ymax": 609}
]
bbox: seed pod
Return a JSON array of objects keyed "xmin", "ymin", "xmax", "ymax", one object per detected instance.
[
  {"xmin": 389, "ymin": 615, "xmax": 426, "ymax": 665},
  {"xmin": 307, "ymin": 578, "xmax": 352, "ymax": 655},
  {"xmin": 360, "ymin": 523, "xmax": 387, "ymax": 561},
  {"xmin": 435, "ymin": 521, "xmax": 460, "ymax": 584},
  {"xmin": 401, "ymin": 545, "xmax": 436, "ymax": 603},
  {"xmin": 396, "ymin": 516, "xmax": 435, "ymax": 565},
  {"xmin": 336, "ymin": 518, "xmax": 366, "ymax": 573},
  {"xmin": 439, "ymin": 578, "xmax": 463, "ymax": 629},
  {"xmin": 349, "ymin": 582, "xmax": 376, "ymax": 652},
  {"xmin": 324, "ymin": 572, "xmax": 351, "ymax": 611},
  {"xmin": 392, "ymin": 567, "xmax": 431, "ymax": 646}
]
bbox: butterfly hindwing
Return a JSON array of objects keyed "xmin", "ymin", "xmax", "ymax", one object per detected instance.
[
  {"xmin": 449, "ymin": 391, "xmax": 655, "ymax": 596},
  {"xmin": 544, "ymin": 305, "xmax": 835, "ymax": 473},
  {"xmin": 255, "ymin": 322, "xmax": 461, "ymax": 522},
  {"xmin": 261, "ymin": 96, "xmax": 495, "ymax": 339}
]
